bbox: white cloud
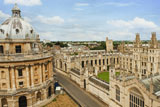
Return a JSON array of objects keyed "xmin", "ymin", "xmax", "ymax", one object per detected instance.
[
  {"xmin": 106, "ymin": 17, "xmax": 160, "ymax": 40},
  {"xmin": 23, "ymin": 17, "xmax": 32, "ymax": 23},
  {"xmin": 37, "ymin": 15, "xmax": 64, "ymax": 25},
  {"xmin": 107, "ymin": 17, "xmax": 157, "ymax": 29},
  {"xmin": 4, "ymin": 0, "xmax": 42, "ymax": 6},
  {"xmin": 103, "ymin": 2, "xmax": 134, "ymax": 7},
  {"xmin": 75, "ymin": 3, "xmax": 89, "ymax": 7},
  {"xmin": 74, "ymin": 8, "xmax": 84, "ymax": 11},
  {"xmin": 0, "ymin": 10, "xmax": 10, "ymax": 20}
]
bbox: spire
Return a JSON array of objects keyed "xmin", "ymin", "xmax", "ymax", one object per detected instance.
[
  {"xmin": 150, "ymin": 32, "xmax": 158, "ymax": 48},
  {"xmin": 12, "ymin": 3, "xmax": 21, "ymax": 17},
  {"xmin": 134, "ymin": 33, "xmax": 141, "ymax": 48}
]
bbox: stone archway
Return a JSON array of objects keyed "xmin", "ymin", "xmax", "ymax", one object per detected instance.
[
  {"xmin": 1, "ymin": 98, "xmax": 8, "ymax": 107},
  {"xmin": 37, "ymin": 92, "xmax": 41, "ymax": 101},
  {"xmin": 48, "ymin": 86, "xmax": 52, "ymax": 98},
  {"xmin": 19, "ymin": 96, "xmax": 27, "ymax": 107}
]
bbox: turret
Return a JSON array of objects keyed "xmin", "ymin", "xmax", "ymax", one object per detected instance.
[
  {"xmin": 134, "ymin": 33, "xmax": 141, "ymax": 48},
  {"xmin": 106, "ymin": 37, "xmax": 113, "ymax": 52},
  {"xmin": 150, "ymin": 32, "xmax": 158, "ymax": 48},
  {"xmin": 12, "ymin": 3, "xmax": 21, "ymax": 17}
]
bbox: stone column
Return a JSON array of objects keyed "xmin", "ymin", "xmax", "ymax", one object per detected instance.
[
  {"xmin": 39, "ymin": 64, "xmax": 43, "ymax": 84},
  {"xmin": 48, "ymin": 62, "xmax": 50, "ymax": 78},
  {"xmin": 11, "ymin": 67, "xmax": 16, "ymax": 90},
  {"xmin": 30, "ymin": 65, "xmax": 34, "ymax": 87},
  {"xmin": 7, "ymin": 67, "xmax": 11, "ymax": 90},
  {"xmin": 42, "ymin": 64, "xmax": 46, "ymax": 82},
  {"xmin": 26, "ymin": 65, "xmax": 30, "ymax": 88},
  {"xmin": 50, "ymin": 61, "xmax": 53, "ymax": 76}
]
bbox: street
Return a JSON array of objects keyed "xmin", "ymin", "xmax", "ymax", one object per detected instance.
[{"xmin": 56, "ymin": 72, "xmax": 107, "ymax": 107}]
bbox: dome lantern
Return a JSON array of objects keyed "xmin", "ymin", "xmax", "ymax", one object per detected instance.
[{"xmin": 12, "ymin": 3, "xmax": 21, "ymax": 17}]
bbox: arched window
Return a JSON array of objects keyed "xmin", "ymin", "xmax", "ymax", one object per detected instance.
[
  {"xmin": 0, "ymin": 45, "xmax": 4, "ymax": 53},
  {"xmin": 1, "ymin": 98, "xmax": 8, "ymax": 107},
  {"xmin": 48, "ymin": 86, "xmax": 52, "ymax": 98},
  {"xmin": 129, "ymin": 87, "xmax": 144, "ymax": 107},
  {"xmin": 115, "ymin": 85, "xmax": 120, "ymax": 102},
  {"xmin": 30, "ymin": 30, "xmax": 33, "ymax": 34},
  {"xmin": 19, "ymin": 96, "xmax": 27, "ymax": 107},
  {"xmin": 37, "ymin": 92, "xmax": 41, "ymax": 101},
  {"xmin": 0, "ymin": 29, "xmax": 4, "ymax": 34},
  {"xmin": 16, "ymin": 29, "xmax": 19, "ymax": 34}
]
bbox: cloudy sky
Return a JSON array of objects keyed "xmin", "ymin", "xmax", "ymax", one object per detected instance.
[{"xmin": 0, "ymin": 0, "xmax": 160, "ymax": 41}]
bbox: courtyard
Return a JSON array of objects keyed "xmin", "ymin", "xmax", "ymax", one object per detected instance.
[{"xmin": 97, "ymin": 71, "xmax": 120, "ymax": 83}]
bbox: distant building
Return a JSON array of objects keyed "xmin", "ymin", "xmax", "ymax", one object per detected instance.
[
  {"xmin": 106, "ymin": 37, "xmax": 113, "ymax": 52},
  {"xmin": 43, "ymin": 39, "xmax": 51, "ymax": 43},
  {"xmin": 54, "ymin": 33, "xmax": 160, "ymax": 107}
]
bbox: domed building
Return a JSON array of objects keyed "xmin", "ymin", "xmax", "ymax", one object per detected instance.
[{"xmin": 0, "ymin": 4, "xmax": 54, "ymax": 107}]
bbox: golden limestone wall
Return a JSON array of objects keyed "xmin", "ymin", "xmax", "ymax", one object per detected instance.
[
  {"xmin": 0, "ymin": 40, "xmax": 40, "ymax": 54},
  {"xmin": 0, "ymin": 56, "xmax": 54, "ymax": 107}
]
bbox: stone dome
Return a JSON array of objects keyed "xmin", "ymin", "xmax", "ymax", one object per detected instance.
[{"xmin": 0, "ymin": 4, "xmax": 38, "ymax": 39}]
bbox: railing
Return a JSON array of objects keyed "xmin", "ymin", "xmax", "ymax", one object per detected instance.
[{"xmin": 0, "ymin": 51, "xmax": 53, "ymax": 62}]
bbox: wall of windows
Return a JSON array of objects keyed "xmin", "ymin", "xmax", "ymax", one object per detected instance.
[
  {"xmin": 116, "ymin": 86, "xmax": 120, "ymax": 102},
  {"xmin": 130, "ymin": 91, "xmax": 144, "ymax": 107}
]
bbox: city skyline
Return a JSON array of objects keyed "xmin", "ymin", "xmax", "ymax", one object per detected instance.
[{"xmin": 0, "ymin": 0, "xmax": 160, "ymax": 41}]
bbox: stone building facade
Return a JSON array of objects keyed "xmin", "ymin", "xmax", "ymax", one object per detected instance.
[
  {"xmin": 0, "ymin": 4, "xmax": 54, "ymax": 107},
  {"xmin": 54, "ymin": 33, "xmax": 160, "ymax": 107}
]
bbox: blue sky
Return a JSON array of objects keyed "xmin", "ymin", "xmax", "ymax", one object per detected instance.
[{"xmin": 0, "ymin": 0, "xmax": 160, "ymax": 41}]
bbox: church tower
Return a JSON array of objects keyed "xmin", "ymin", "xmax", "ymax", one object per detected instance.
[
  {"xmin": 106, "ymin": 37, "xmax": 113, "ymax": 52},
  {"xmin": 150, "ymin": 32, "xmax": 158, "ymax": 48}
]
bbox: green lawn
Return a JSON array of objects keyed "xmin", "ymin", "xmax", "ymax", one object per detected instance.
[
  {"xmin": 116, "ymin": 72, "xmax": 120, "ymax": 76},
  {"xmin": 97, "ymin": 72, "xmax": 120, "ymax": 83},
  {"xmin": 97, "ymin": 72, "xmax": 110, "ymax": 83}
]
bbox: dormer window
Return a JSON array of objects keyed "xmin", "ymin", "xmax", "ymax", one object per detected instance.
[
  {"xmin": 0, "ymin": 29, "xmax": 4, "ymax": 34},
  {"xmin": 30, "ymin": 30, "xmax": 33, "ymax": 34},
  {"xmin": 16, "ymin": 29, "xmax": 19, "ymax": 34}
]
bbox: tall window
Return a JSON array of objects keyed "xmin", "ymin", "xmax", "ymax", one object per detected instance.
[
  {"xmin": 16, "ymin": 45, "xmax": 21, "ymax": 53},
  {"xmin": 95, "ymin": 60, "xmax": 97, "ymax": 65},
  {"xmin": 45, "ymin": 64, "xmax": 47, "ymax": 70},
  {"xmin": 130, "ymin": 92, "xmax": 144, "ymax": 107},
  {"xmin": 82, "ymin": 61, "xmax": 84, "ymax": 68},
  {"xmin": 86, "ymin": 60, "xmax": 88, "ymax": 65},
  {"xmin": 103, "ymin": 59, "xmax": 105, "ymax": 65},
  {"xmin": 0, "ymin": 45, "xmax": 4, "ymax": 53},
  {"xmin": 99, "ymin": 59, "xmax": 101, "ymax": 65},
  {"xmin": 18, "ymin": 69, "xmax": 23, "ymax": 77},
  {"xmin": 106, "ymin": 59, "xmax": 108, "ymax": 64},
  {"xmin": 116, "ymin": 86, "xmax": 120, "ymax": 102},
  {"xmin": 91, "ymin": 60, "xmax": 93, "ymax": 66}
]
